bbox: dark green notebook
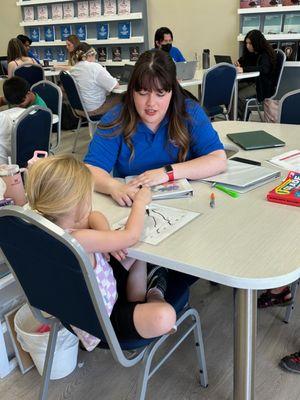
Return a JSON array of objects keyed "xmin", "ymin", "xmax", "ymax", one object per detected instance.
[{"xmin": 227, "ymin": 130, "xmax": 285, "ymax": 150}]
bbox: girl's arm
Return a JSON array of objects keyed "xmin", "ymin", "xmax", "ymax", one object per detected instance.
[
  {"xmin": 71, "ymin": 188, "xmax": 151, "ymax": 254},
  {"xmin": 86, "ymin": 164, "xmax": 139, "ymax": 207},
  {"xmin": 88, "ymin": 211, "xmax": 110, "ymax": 231},
  {"xmin": 7, "ymin": 62, "xmax": 15, "ymax": 79}
]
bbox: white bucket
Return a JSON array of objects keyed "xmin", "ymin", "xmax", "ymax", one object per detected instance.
[{"xmin": 14, "ymin": 304, "xmax": 79, "ymax": 379}]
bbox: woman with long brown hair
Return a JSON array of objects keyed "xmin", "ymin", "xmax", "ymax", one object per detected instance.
[
  {"xmin": 66, "ymin": 34, "xmax": 80, "ymax": 66},
  {"xmin": 7, "ymin": 38, "xmax": 38, "ymax": 78},
  {"xmin": 84, "ymin": 49, "xmax": 226, "ymax": 206}
]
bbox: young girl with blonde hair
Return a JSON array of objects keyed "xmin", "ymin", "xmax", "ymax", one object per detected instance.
[{"xmin": 26, "ymin": 154, "xmax": 176, "ymax": 350}]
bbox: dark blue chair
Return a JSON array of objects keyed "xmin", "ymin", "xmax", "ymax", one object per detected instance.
[
  {"xmin": 278, "ymin": 89, "xmax": 300, "ymax": 124},
  {"xmin": 11, "ymin": 106, "xmax": 52, "ymax": 168},
  {"xmin": 201, "ymin": 63, "xmax": 237, "ymax": 120},
  {"xmin": 0, "ymin": 206, "xmax": 208, "ymax": 400},
  {"xmin": 31, "ymin": 80, "xmax": 62, "ymax": 150},
  {"xmin": 13, "ymin": 63, "xmax": 45, "ymax": 87},
  {"xmin": 244, "ymin": 49, "xmax": 286, "ymax": 121},
  {"xmin": 59, "ymin": 71, "xmax": 102, "ymax": 152}
]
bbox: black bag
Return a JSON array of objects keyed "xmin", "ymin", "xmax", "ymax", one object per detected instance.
[{"xmin": 61, "ymin": 102, "xmax": 79, "ymax": 130}]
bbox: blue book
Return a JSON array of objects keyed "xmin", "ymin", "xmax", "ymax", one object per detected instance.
[
  {"xmin": 30, "ymin": 48, "xmax": 40, "ymax": 60},
  {"xmin": 60, "ymin": 25, "xmax": 72, "ymax": 41},
  {"xmin": 76, "ymin": 25, "xmax": 87, "ymax": 41},
  {"xmin": 44, "ymin": 48, "xmax": 53, "ymax": 61},
  {"xmin": 118, "ymin": 22, "xmax": 131, "ymax": 39},
  {"xmin": 97, "ymin": 23, "xmax": 109, "ymax": 40},
  {"xmin": 44, "ymin": 26, "xmax": 55, "ymax": 42},
  {"xmin": 29, "ymin": 27, "xmax": 40, "ymax": 42},
  {"xmin": 57, "ymin": 48, "xmax": 66, "ymax": 62}
]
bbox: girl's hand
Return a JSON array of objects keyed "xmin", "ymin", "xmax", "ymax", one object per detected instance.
[
  {"xmin": 234, "ymin": 60, "xmax": 240, "ymax": 67},
  {"xmin": 110, "ymin": 181, "xmax": 139, "ymax": 207},
  {"xmin": 129, "ymin": 168, "xmax": 169, "ymax": 187},
  {"xmin": 134, "ymin": 187, "xmax": 152, "ymax": 205},
  {"xmin": 111, "ymin": 249, "xmax": 128, "ymax": 262},
  {"xmin": 236, "ymin": 66, "xmax": 243, "ymax": 74}
]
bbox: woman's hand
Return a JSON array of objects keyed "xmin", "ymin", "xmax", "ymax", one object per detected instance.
[
  {"xmin": 110, "ymin": 181, "xmax": 139, "ymax": 207},
  {"xmin": 234, "ymin": 60, "xmax": 240, "ymax": 67},
  {"xmin": 129, "ymin": 168, "xmax": 168, "ymax": 187},
  {"xmin": 236, "ymin": 66, "xmax": 243, "ymax": 74},
  {"xmin": 134, "ymin": 187, "xmax": 152, "ymax": 206}
]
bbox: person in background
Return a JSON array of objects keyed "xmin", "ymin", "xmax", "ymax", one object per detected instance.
[
  {"xmin": 66, "ymin": 34, "xmax": 81, "ymax": 66},
  {"xmin": 154, "ymin": 27, "xmax": 185, "ymax": 62},
  {"xmin": 25, "ymin": 155, "xmax": 176, "ymax": 351},
  {"xmin": 84, "ymin": 49, "xmax": 226, "ymax": 207},
  {"xmin": 235, "ymin": 29, "xmax": 276, "ymax": 120},
  {"xmin": 17, "ymin": 34, "xmax": 40, "ymax": 64},
  {"xmin": 7, "ymin": 38, "xmax": 38, "ymax": 78},
  {"xmin": 2, "ymin": 76, "xmax": 46, "ymax": 108},
  {"xmin": 70, "ymin": 42, "xmax": 119, "ymax": 116}
]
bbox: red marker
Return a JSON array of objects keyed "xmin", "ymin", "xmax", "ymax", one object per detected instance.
[{"xmin": 210, "ymin": 192, "xmax": 215, "ymax": 208}]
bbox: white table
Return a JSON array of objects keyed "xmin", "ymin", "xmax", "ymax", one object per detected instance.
[
  {"xmin": 92, "ymin": 121, "xmax": 299, "ymax": 400},
  {"xmin": 113, "ymin": 69, "xmax": 259, "ymax": 121}
]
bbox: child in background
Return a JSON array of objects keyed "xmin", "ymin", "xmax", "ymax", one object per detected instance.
[
  {"xmin": 2, "ymin": 76, "xmax": 47, "ymax": 108},
  {"xmin": 25, "ymin": 155, "xmax": 176, "ymax": 350}
]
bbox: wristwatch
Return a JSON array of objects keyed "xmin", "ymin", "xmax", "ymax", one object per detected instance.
[{"xmin": 164, "ymin": 164, "xmax": 174, "ymax": 181}]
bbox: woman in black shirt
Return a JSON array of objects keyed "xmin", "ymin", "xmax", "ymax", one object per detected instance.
[{"xmin": 235, "ymin": 30, "xmax": 276, "ymax": 119}]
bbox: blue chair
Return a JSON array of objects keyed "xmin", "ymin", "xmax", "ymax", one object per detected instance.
[
  {"xmin": 11, "ymin": 106, "xmax": 52, "ymax": 168},
  {"xmin": 0, "ymin": 206, "xmax": 208, "ymax": 400},
  {"xmin": 59, "ymin": 71, "xmax": 102, "ymax": 152},
  {"xmin": 277, "ymin": 89, "xmax": 300, "ymax": 124},
  {"xmin": 243, "ymin": 49, "xmax": 286, "ymax": 121},
  {"xmin": 31, "ymin": 80, "xmax": 62, "ymax": 150},
  {"xmin": 13, "ymin": 63, "xmax": 45, "ymax": 87},
  {"xmin": 201, "ymin": 63, "xmax": 237, "ymax": 120},
  {"xmin": 0, "ymin": 60, "xmax": 8, "ymax": 77}
]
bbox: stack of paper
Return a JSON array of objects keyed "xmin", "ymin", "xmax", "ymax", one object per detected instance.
[{"xmin": 268, "ymin": 150, "xmax": 300, "ymax": 172}]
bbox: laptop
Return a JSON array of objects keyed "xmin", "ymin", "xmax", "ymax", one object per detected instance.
[
  {"xmin": 175, "ymin": 61, "xmax": 197, "ymax": 80},
  {"xmin": 227, "ymin": 130, "xmax": 285, "ymax": 150},
  {"xmin": 118, "ymin": 64, "xmax": 134, "ymax": 85},
  {"xmin": 214, "ymin": 55, "xmax": 233, "ymax": 64}
]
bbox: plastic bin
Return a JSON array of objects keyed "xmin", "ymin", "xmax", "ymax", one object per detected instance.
[{"xmin": 14, "ymin": 304, "xmax": 78, "ymax": 379}]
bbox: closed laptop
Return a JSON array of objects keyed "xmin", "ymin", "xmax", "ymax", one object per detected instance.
[
  {"xmin": 227, "ymin": 130, "xmax": 285, "ymax": 150},
  {"xmin": 214, "ymin": 55, "xmax": 233, "ymax": 64},
  {"xmin": 175, "ymin": 61, "xmax": 197, "ymax": 80}
]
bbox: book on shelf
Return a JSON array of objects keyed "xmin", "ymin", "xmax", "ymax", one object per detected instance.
[
  {"xmin": 76, "ymin": 25, "xmax": 87, "ymax": 40},
  {"xmin": 24, "ymin": 6, "xmax": 34, "ymax": 22},
  {"xmin": 97, "ymin": 23, "xmax": 109, "ymax": 39},
  {"xmin": 118, "ymin": 22, "xmax": 131, "ymax": 39},
  {"xmin": 51, "ymin": 4, "xmax": 63, "ymax": 20},
  {"xmin": 60, "ymin": 25, "xmax": 72, "ymax": 41},
  {"xmin": 103, "ymin": 0, "xmax": 117, "ymax": 15},
  {"xmin": 57, "ymin": 48, "xmax": 67, "ymax": 62},
  {"xmin": 269, "ymin": 41, "xmax": 279, "ymax": 49},
  {"xmin": 29, "ymin": 27, "xmax": 40, "ymax": 43},
  {"xmin": 282, "ymin": 0, "xmax": 300, "ymax": 5},
  {"xmin": 202, "ymin": 160, "xmax": 281, "ymax": 193},
  {"xmin": 89, "ymin": 0, "xmax": 101, "ymax": 17},
  {"xmin": 77, "ymin": 1, "xmax": 89, "ymax": 18},
  {"xmin": 44, "ymin": 48, "xmax": 53, "ymax": 61},
  {"xmin": 63, "ymin": 3, "xmax": 75, "ymax": 19},
  {"xmin": 268, "ymin": 149, "xmax": 300, "ymax": 171},
  {"xmin": 283, "ymin": 13, "xmax": 300, "ymax": 34},
  {"xmin": 129, "ymin": 46, "xmax": 140, "ymax": 61},
  {"xmin": 240, "ymin": 0, "xmax": 261, "ymax": 8},
  {"xmin": 125, "ymin": 177, "xmax": 194, "ymax": 200},
  {"xmin": 112, "ymin": 46, "xmax": 122, "ymax": 61},
  {"xmin": 97, "ymin": 47, "xmax": 107, "ymax": 62},
  {"xmin": 267, "ymin": 171, "xmax": 300, "ymax": 207},
  {"xmin": 279, "ymin": 41, "xmax": 298, "ymax": 60},
  {"xmin": 242, "ymin": 16, "xmax": 261, "ymax": 35},
  {"xmin": 44, "ymin": 26, "xmax": 55, "ymax": 42},
  {"xmin": 261, "ymin": 0, "xmax": 282, "ymax": 6},
  {"xmin": 30, "ymin": 48, "xmax": 40, "ymax": 61},
  {"xmin": 263, "ymin": 14, "xmax": 283, "ymax": 34},
  {"xmin": 37, "ymin": 5, "xmax": 48, "ymax": 21},
  {"xmin": 117, "ymin": 0, "xmax": 130, "ymax": 14}
]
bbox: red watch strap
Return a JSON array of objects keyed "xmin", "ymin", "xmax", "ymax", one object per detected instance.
[{"xmin": 167, "ymin": 170, "xmax": 174, "ymax": 181}]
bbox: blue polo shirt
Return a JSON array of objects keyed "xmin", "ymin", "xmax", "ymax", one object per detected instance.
[
  {"xmin": 84, "ymin": 99, "xmax": 224, "ymax": 178},
  {"xmin": 169, "ymin": 46, "xmax": 185, "ymax": 62}
]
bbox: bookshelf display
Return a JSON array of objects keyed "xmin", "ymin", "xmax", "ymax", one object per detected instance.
[
  {"xmin": 238, "ymin": 4, "xmax": 300, "ymax": 62},
  {"xmin": 17, "ymin": 0, "xmax": 149, "ymax": 66}
]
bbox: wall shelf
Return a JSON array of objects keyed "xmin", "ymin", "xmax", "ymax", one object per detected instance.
[
  {"xmin": 238, "ymin": 5, "xmax": 300, "ymax": 14},
  {"xmin": 17, "ymin": 0, "xmax": 73, "ymax": 5},
  {"xmin": 31, "ymin": 36, "xmax": 144, "ymax": 46},
  {"xmin": 238, "ymin": 33, "xmax": 300, "ymax": 41}
]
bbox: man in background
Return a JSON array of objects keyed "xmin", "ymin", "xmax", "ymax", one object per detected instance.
[{"xmin": 154, "ymin": 27, "xmax": 185, "ymax": 62}]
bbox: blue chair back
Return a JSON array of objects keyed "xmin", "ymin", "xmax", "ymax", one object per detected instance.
[
  {"xmin": 14, "ymin": 63, "xmax": 45, "ymax": 86},
  {"xmin": 201, "ymin": 63, "xmax": 237, "ymax": 116},
  {"xmin": 59, "ymin": 70, "xmax": 84, "ymax": 112},
  {"xmin": 12, "ymin": 106, "xmax": 52, "ymax": 168},
  {"xmin": 278, "ymin": 89, "xmax": 300, "ymax": 124}
]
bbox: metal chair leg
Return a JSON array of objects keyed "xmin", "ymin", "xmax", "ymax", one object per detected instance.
[
  {"xmin": 192, "ymin": 309, "xmax": 208, "ymax": 387},
  {"xmin": 38, "ymin": 321, "xmax": 60, "ymax": 400},
  {"xmin": 72, "ymin": 118, "xmax": 82, "ymax": 153},
  {"xmin": 284, "ymin": 280, "xmax": 300, "ymax": 324}
]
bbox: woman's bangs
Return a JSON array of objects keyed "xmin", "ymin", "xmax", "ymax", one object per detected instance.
[{"xmin": 134, "ymin": 69, "xmax": 172, "ymax": 92}]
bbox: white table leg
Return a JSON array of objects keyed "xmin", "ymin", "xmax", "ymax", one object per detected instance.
[{"xmin": 234, "ymin": 288, "xmax": 257, "ymax": 400}]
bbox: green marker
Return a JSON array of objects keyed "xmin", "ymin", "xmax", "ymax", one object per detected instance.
[{"xmin": 214, "ymin": 184, "xmax": 239, "ymax": 198}]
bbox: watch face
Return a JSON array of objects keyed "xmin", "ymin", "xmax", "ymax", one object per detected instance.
[{"xmin": 164, "ymin": 164, "xmax": 173, "ymax": 173}]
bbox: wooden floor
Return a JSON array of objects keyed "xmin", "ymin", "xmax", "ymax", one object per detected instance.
[{"xmin": 1, "ymin": 128, "xmax": 300, "ymax": 400}]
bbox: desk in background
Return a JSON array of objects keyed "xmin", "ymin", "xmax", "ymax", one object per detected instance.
[{"xmin": 92, "ymin": 121, "xmax": 299, "ymax": 400}]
